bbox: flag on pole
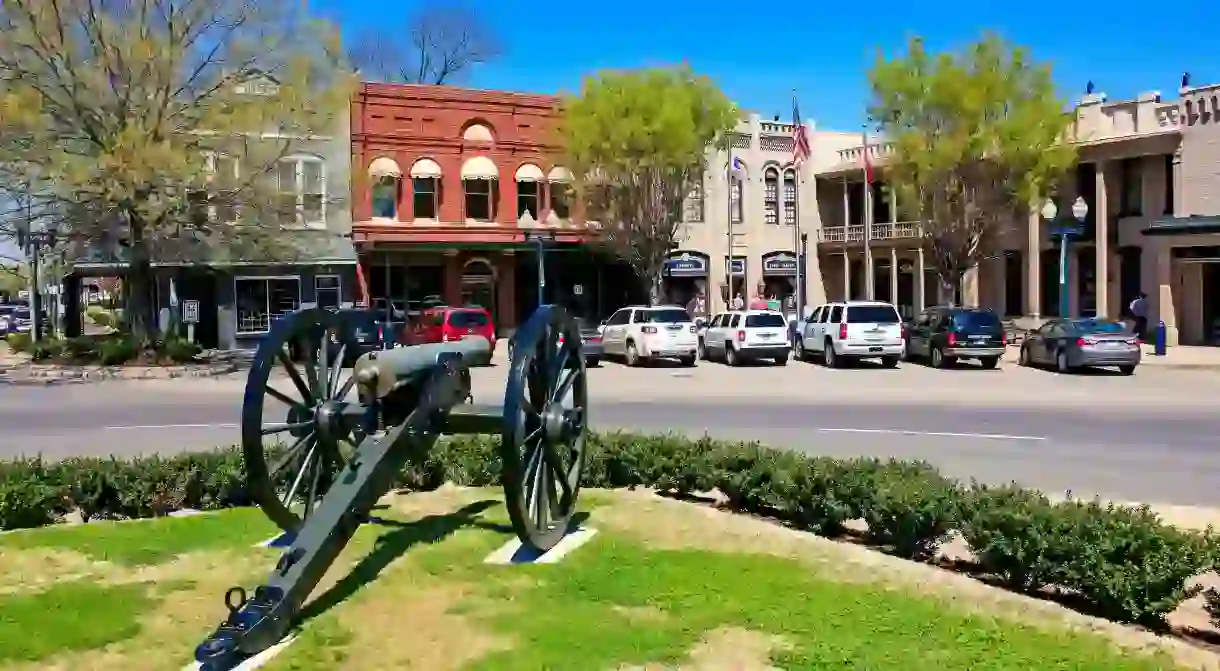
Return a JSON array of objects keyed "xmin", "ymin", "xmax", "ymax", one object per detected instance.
[
  {"xmin": 728, "ymin": 155, "xmax": 746, "ymax": 177},
  {"xmin": 861, "ymin": 131, "xmax": 874, "ymax": 184},
  {"xmin": 791, "ymin": 97, "xmax": 811, "ymax": 166},
  {"xmin": 355, "ymin": 261, "xmax": 370, "ymax": 307}
]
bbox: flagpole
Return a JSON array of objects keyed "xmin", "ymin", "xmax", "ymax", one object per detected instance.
[
  {"xmin": 725, "ymin": 151, "xmax": 733, "ymax": 311},
  {"xmin": 791, "ymin": 90, "xmax": 803, "ymax": 320},
  {"xmin": 863, "ymin": 127, "xmax": 875, "ymax": 301}
]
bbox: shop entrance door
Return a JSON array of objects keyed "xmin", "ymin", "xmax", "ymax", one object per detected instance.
[{"xmin": 460, "ymin": 259, "xmax": 497, "ymax": 330}]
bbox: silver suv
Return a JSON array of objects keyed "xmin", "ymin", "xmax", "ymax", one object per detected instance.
[{"xmin": 795, "ymin": 300, "xmax": 904, "ymax": 368}]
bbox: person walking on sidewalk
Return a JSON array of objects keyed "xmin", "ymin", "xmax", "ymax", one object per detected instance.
[{"xmin": 1129, "ymin": 292, "xmax": 1148, "ymax": 340}]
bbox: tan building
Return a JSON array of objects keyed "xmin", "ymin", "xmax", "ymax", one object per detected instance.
[{"xmin": 807, "ymin": 78, "xmax": 1220, "ymax": 345}]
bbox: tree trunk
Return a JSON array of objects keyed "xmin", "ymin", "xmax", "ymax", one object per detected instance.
[
  {"xmin": 124, "ymin": 241, "xmax": 157, "ymax": 346},
  {"xmin": 649, "ymin": 271, "xmax": 664, "ymax": 306}
]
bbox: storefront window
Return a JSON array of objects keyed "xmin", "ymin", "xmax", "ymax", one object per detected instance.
[
  {"xmin": 236, "ymin": 276, "xmax": 301, "ymax": 334},
  {"xmin": 315, "ymin": 275, "xmax": 341, "ymax": 309}
]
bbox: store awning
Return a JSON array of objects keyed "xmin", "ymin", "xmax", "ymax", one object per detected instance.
[
  {"xmin": 409, "ymin": 158, "xmax": 442, "ymax": 179},
  {"xmin": 460, "ymin": 156, "xmax": 498, "ymax": 180},
  {"xmin": 547, "ymin": 166, "xmax": 573, "ymax": 183},
  {"xmin": 514, "ymin": 163, "xmax": 545, "ymax": 182},
  {"xmin": 1143, "ymin": 215, "xmax": 1220, "ymax": 236},
  {"xmin": 367, "ymin": 156, "xmax": 402, "ymax": 178},
  {"xmin": 67, "ymin": 230, "xmax": 358, "ymax": 276}
]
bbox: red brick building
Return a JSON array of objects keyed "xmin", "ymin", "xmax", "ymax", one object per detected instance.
[{"xmin": 351, "ymin": 83, "xmax": 619, "ymax": 331}]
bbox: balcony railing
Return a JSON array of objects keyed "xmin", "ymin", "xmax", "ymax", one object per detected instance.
[
  {"xmin": 836, "ymin": 142, "xmax": 895, "ymax": 164},
  {"xmin": 819, "ymin": 220, "xmax": 922, "ymax": 243}
]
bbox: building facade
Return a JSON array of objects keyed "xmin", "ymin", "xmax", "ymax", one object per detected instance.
[
  {"xmin": 350, "ymin": 83, "xmax": 630, "ymax": 333},
  {"xmin": 807, "ymin": 78, "xmax": 1220, "ymax": 346}
]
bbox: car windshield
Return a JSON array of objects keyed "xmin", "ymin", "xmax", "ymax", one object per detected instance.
[
  {"xmin": 745, "ymin": 313, "xmax": 787, "ymax": 328},
  {"xmin": 1072, "ymin": 319, "xmax": 1128, "ymax": 334},
  {"xmin": 951, "ymin": 311, "xmax": 1002, "ymax": 330},
  {"xmin": 14, "ymin": 307, "xmax": 30, "ymax": 319},
  {"xmin": 643, "ymin": 309, "xmax": 692, "ymax": 324},
  {"xmin": 845, "ymin": 305, "xmax": 899, "ymax": 324},
  {"xmin": 448, "ymin": 311, "xmax": 489, "ymax": 328}
]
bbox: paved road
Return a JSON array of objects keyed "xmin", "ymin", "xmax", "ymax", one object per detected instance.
[{"xmin": 1, "ymin": 360, "xmax": 1217, "ymax": 507}]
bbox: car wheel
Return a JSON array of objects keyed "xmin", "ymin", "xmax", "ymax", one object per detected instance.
[
  {"xmin": 725, "ymin": 345, "xmax": 739, "ymax": 367},
  {"xmin": 930, "ymin": 347, "xmax": 947, "ymax": 369},
  {"xmin": 679, "ymin": 355, "xmax": 696, "ymax": 367},
  {"xmin": 1055, "ymin": 349, "xmax": 1072, "ymax": 374},
  {"xmin": 1118, "ymin": 364, "xmax": 1136, "ymax": 376},
  {"xmin": 880, "ymin": 356, "xmax": 899, "ymax": 369},
  {"xmin": 697, "ymin": 339, "xmax": 707, "ymax": 360},
  {"xmin": 823, "ymin": 340, "xmax": 839, "ymax": 368},
  {"xmin": 774, "ymin": 354, "xmax": 788, "ymax": 366},
  {"xmin": 979, "ymin": 356, "xmax": 1000, "ymax": 370},
  {"xmin": 794, "ymin": 337, "xmax": 806, "ymax": 361},
  {"xmin": 625, "ymin": 341, "xmax": 640, "ymax": 367},
  {"xmin": 1019, "ymin": 346, "xmax": 1031, "ymax": 367},
  {"xmin": 902, "ymin": 340, "xmax": 915, "ymax": 362},
  {"xmin": 586, "ymin": 357, "xmax": 601, "ymax": 368}
]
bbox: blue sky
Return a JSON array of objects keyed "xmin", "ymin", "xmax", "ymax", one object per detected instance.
[{"xmin": 317, "ymin": 0, "xmax": 1215, "ymax": 132}]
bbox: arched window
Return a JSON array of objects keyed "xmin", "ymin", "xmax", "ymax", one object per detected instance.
[
  {"xmin": 277, "ymin": 154, "xmax": 325, "ymax": 227},
  {"xmin": 547, "ymin": 167, "xmax": 572, "ymax": 219},
  {"xmin": 763, "ymin": 167, "xmax": 779, "ymax": 225},
  {"xmin": 409, "ymin": 158, "xmax": 442, "ymax": 220},
  {"xmin": 461, "ymin": 156, "xmax": 498, "ymax": 222},
  {"xmin": 783, "ymin": 169, "xmax": 797, "ymax": 225},
  {"xmin": 368, "ymin": 157, "xmax": 402, "ymax": 219},
  {"xmin": 514, "ymin": 163, "xmax": 544, "ymax": 219},
  {"xmin": 462, "ymin": 123, "xmax": 495, "ymax": 143}
]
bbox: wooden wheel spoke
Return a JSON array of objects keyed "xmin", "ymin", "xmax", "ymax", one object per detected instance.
[
  {"xmin": 548, "ymin": 344, "xmax": 572, "ymax": 394},
  {"xmin": 262, "ymin": 420, "xmax": 312, "ymax": 436},
  {"xmin": 328, "ymin": 343, "xmax": 347, "ymax": 399},
  {"xmin": 551, "ymin": 366, "xmax": 578, "ymax": 406},
  {"xmin": 277, "ymin": 350, "xmax": 313, "ymax": 403},
  {"xmin": 268, "ymin": 432, "xmax": 315, "ymax": 477},
  {"xmin": 304, "ymin": 443, "xmax": 326, "ymax": 519},
  {"xmin": 531, "ymin": 451, "xmax": 549, "ymax": 530},
  {"xmin": 266, "ymin": 385, "xmax": 306, "ymax": 411},
  {"xmin": 541, "ymin": 441, "xmax": 574, "ymax": 504},
  {"xmin": 282, "ymin": 440, "xmax": 319, "ymax": 507},
  {"xmin": 335, "ymin": 372, "xmax": 357, "ymax": 402},
  {"xmin": 316, "ymin": 330, "xmax": 331, "ymax": 399}
]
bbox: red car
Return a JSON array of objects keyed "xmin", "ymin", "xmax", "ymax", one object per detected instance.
[{"xmin": 399, "ymin": 306, "xmax": 496, "ymax": 363}]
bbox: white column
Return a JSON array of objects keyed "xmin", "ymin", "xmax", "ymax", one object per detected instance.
[
  {"xmin": 842, "ymin": 252, "xmax": 851, "ymax": 301},
  {"xmin": 1026, "ymin": 207, "xmax": 1041, "ymax": 318},
  {"xmin": 1095, "ymin": 161, "xmax": 1110, "ymax": 318},
  {"xmin": 889, "ymin": 246, "xmax": 899, "ymax": 307},
  {"xmin": 916, "ymin": 247, "xmax": 926, "ymax": 311}
]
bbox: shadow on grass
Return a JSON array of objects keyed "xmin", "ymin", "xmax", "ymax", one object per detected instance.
[{"xmin": 296, "ymin": 500, "xmax": 502, "ymax": 625}]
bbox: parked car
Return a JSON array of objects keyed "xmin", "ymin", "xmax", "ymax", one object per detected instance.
[
  {"xmin": 1019, "ymin": 318, "xmax": 1140, "ymax": 375},
  {"xmin": 795, "ymin": 300, "xmax": 904, "ymax": 368},
  {"xmin": 699, "ymin": 309, "xmax": 790, "ymax": 366},
  {"xmin": 599, "ymin": 305, "xmax": 698, "ymax": 367},
  {"xmin": 507, "ymin": 317, "xmax": 603, "ymax": 367},
  {"xmin": 0, "ymin": 304, "xmax": 14, "ymax": 336},
  {"xmin": 287, "ymin": 308, "xmax": 389, "ymax": 367},
  {"xmin": 399, "ymin": 305, "xmax": 496, "ymax": 364},
  {"xmin": 905, "ymin": 306, "xmax": 1006, "ymax": 369},
  {"xmin": 9, "ymin": 306, "xmax": 32, "ymax": 334}
]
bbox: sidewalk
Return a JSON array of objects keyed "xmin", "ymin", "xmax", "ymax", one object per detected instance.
[{"xmin": 1137, "ymin": 345, "xmax": 1220, "ymax": 370}]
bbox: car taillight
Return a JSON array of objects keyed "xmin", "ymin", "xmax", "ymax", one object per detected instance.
[
  {"xmin": 838, "ymin": 323, "xmax": 847, "ymax": 340},
  {"xmin": 642, "ymin": 326, "xmax": 657, "ymax": 334},
  {"xmin": 1125, "ymin": 337, "xmax": 1138, "ymax": 345},
  {"xmin": 736, "ymin": 330, "xmax": 745, "ymax": 342},
  {"xmin": 1079, "ymin": 337, "xmax": 1098, "ymax": 346},
  {"xmin": 947, "ymin": 332, "xmax": 956, "ymax": 347}
]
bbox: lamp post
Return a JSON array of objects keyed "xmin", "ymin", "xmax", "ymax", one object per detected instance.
[
  {"xmin": 798, "ymin": 232, "xmax": 809, "ymax": 317},
  {"xmin": 524, "ymin": 231, "xmax": 556, "ymax": 308},
  {"xmin": 1044, "ymin": 197, "xmax": 1089, "ymax": 319},
  {"xmin": 26, "ymin": 229, "xmax": 58, "ymax": 342}
]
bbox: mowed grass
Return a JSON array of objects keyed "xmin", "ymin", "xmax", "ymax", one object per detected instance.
[{"xmin": 0, "ymin": 490, "xmax": 1192, "ymax": 670}]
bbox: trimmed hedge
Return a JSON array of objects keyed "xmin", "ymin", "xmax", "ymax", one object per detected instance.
[{"xmin": 1, "ymin": 431, "xmax": 1217, "ymax": 628}]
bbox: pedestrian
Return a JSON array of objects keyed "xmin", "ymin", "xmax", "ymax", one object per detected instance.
[
  {"xmin": 1129, "ymin": 292, "xmax": 1148, "ymax": 339},
  {"xmin": 731, "ymin": 293, "xmax": 744, "ymax": 310}
]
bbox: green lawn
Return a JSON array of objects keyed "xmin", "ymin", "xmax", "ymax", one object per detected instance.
[{"xmin": 0, "ymin": 490, "xmax": 1189, "ymax": 670}]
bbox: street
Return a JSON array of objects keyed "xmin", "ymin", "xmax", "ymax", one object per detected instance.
[{"xmin": 1, "ymin": 359, "xmax": 1218, "ymax": 507}]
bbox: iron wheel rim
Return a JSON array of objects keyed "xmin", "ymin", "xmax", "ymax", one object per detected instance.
[
  {"xmin": 501, "ymin": 305, "xmax": 587, "ymax": 552},
  {"xmin": 240, "ymin": 308, "xmax": 362, "ymax": 534}
]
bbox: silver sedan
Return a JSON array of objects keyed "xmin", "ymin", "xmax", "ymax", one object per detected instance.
[{"xmin": 1018, "ymin": 318, "xmax": 1141, "ymax": 375}]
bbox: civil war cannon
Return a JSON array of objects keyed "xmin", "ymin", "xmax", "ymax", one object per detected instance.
[{"xmin": 193, "ymin": 304, "xmax": 589, "ymax": 670}]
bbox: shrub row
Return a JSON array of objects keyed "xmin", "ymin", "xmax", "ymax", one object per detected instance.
[
  {"xmin": 0, "ymin": 432, "xmax": 1216, "ymax": 628},
  {"xmin": 5, "ymin": 331, "xmax": 201, "ymax": 365}
]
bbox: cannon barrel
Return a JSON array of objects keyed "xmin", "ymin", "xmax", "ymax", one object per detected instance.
[{"xmin": 353, "ymin": 337, "xmax": 491, "ymax": 399}]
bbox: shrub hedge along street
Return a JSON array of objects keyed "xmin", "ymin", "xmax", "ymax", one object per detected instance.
[{"xmin": 1, "ymin": 431, "xmax": 1218, "ymax": 629}]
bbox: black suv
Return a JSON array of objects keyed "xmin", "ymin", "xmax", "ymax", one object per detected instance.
[{"xmin": 904, "ymin": 306, "xmax": 1006, "ymax": 369}]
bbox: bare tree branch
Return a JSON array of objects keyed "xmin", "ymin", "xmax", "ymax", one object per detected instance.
[{"xmin": 349, "ymin": 2, "xmax": 501, "ymax": 85}]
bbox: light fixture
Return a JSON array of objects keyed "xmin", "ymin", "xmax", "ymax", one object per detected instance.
[
  {"xmin": 1071, "ymin": 196, "xmax": 1089, "ymax": 221},
  {"xmin": 1040, "ymin": 199, "xmax": 1058, "ymax": 221}
]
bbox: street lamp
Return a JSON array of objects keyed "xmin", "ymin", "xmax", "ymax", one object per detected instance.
[
  {"xmin": 1044, "ymin": 197, "xmax": 1089, "ymax": 319},
  {"xmin": 524, "ymin": 230, "xmax": 556, "ymax": 308},
  {"xmin": 25, "ymin": 228, "xmax": 59, "ymax": 342}
]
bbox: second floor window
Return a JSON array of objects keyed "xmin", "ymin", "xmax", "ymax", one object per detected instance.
[
  {"xmin": 550, "ymin": 182, "xmax": 571, "ymax": 219},
  {"xmin": 764, "ymin": 169, "xmax": 779, "ymax": 225},
  {"xmin": 276, "ymin": 156, "xmax": 325, "ymax": 227},
  {"xmin": 683, "ymin": 177, "xmax": 703, "ymax": 222},
  {"xmin": 464, "ymin": 179, "xmax": 494, "ymax": 221},
  {"xmin": 783, "ymin": 171, "xmax": 797, "ymax": 225},
  {"xmin": 413, "ymin": 178, "xmax": 438, "ymax": 219},
  {"xmin": 517, "ymin": 180, "xmax": 539, "ymax": 219}
]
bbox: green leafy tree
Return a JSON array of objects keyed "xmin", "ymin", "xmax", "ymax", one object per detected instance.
[
  {"xmin": 868, "ymin": 35, "xmax": 1077, "ymax": 299},
  {"xmin": 560, "ymin": 67, "xmax": 738, "ymax": 302},
  {"xmin": 0, "ymin": 0, "xmax": 353, "ymax": 343}
]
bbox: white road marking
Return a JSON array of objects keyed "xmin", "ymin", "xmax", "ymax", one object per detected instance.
[
  {"xmin": 102, "ymin": 423, "xmax": 237, "ymax": 430},
  {"xmin": 484, "ymin": 527, "xmax": 599, "ymax": 565},
  {"xmin": 814, "ymin": 427, "xmax": 1046, "ymax": 442}
]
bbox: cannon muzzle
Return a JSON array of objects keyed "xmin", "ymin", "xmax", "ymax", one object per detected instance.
[{"xmin": 353, "ymin": 337, "xmax": 491, "ymax": 399}]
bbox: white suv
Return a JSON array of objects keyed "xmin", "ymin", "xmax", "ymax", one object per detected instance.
[
  {"xmin": 795, "ymin": 300, "xmax": 904, "ymax": 368},
  {"xmin": 600, "ymin": 305, "xmax": 698, "ymax": 367},
  {"xmin": 699, "ymin": 310, "xmax": 790, "ymax": 366}
]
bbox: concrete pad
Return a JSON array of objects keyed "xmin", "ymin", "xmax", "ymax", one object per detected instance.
[
  {"xmin": 183, "ymin": 635, "xmax": 297, "ymax": 671},
  {"xmin": 483, "ymin": 526, "xmax": 598, "ymax": 565}
]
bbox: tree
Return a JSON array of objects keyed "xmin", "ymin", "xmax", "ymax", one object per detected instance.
[
  {"xmin": 560, "ymin": 67, "xmax": 738, "ymax": 302},
  {"xmin": 867, "ymin": 35, "xmax": 1077, "ymax": 299},
  {"xmin": 348, "ymin": 2, "xmax": 501, "ymax": 85},
  {"xmin": 0, "ymin": 0, "xmax": 352, "ymax": 343}
]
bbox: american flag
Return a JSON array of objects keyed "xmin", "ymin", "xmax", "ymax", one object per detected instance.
[
  {"xmin": 791, "ymin": 96, "xmax": 811, "ymax": 166},
  {"xmin": 861, "ymin": 131, "xmax": 874, "ymax": 184}
]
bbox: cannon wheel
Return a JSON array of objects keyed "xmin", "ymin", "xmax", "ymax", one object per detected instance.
[
  {"xmin": 501, "ymin": 305, "xmax": 588, "ymax": 551},
  {"xmin": 241, "ymin": 308, "xmax": 364, "ymax": 534}
]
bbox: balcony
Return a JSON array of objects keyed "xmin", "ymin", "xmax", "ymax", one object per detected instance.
[
  {"xmin": 819, "ymin": 221, "xmax": 922, "ymax": 244},
  {"xmin": 836, "ymin": 141, "xmax": 895, "ymax": 164}
]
